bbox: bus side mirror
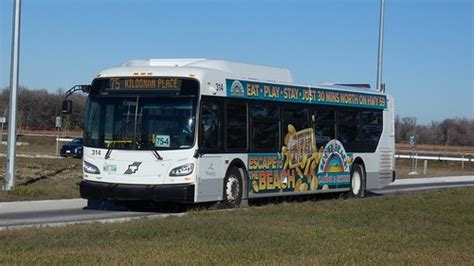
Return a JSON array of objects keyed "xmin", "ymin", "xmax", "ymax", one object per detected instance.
[{"xmin": 62, "ymin": 100, "xmax": 73, "ymax": 114}]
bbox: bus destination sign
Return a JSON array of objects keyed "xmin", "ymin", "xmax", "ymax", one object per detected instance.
[
  {"xmin": 226, "ymin": 79, "xmax": 387, "ymax": 109},
  {"xmin": 109, "ymin": 77, "xmax": 181, "ymax": 90}
]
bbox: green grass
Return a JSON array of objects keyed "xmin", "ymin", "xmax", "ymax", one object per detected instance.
[{"xmin": 0, "ymin": 188, "xmax": 473, "ymax": 264}]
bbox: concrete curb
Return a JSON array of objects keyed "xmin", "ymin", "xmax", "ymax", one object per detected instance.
[
  {"xmin": 393, "ymin": 176, "xmax": 474, "ymax": 185},
  {"xmin": 0, "ymin": 198, "xmax": 87, "ymax": 214},
  {"xmin": 376, "ymin": 184, "xmax": 474, "ymax": 194},
  {"xmin": 0, "ymin": 212, "xmax": 187, "ymax": 231}
]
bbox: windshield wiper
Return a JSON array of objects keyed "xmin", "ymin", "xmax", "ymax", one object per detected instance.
[
  {"xmin": 134, "ymin": 138, "xmax": 163, "ymax": 161},
  {"xmin": 105, "ymin": 146, "xmax": 113, "ymax": 159},
  {"xmin": 142, "ymin": 139, "xmax": 163, "ymax": 161},
  {"xmin": 150, "ymin": 146, "xmax": 163, "ymax": 161}
]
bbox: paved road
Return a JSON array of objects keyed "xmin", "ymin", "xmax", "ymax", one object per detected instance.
[
  {"xmin": 372, "ymin": 175, "xmax": 474, "ymax": 194},
  {"xmin": 0, "ymin": 199, "xmax": 186, "ymax": 230},
  {"xmin": 1, "ymin": 175, "xmax": 473, "ymax": 230}
]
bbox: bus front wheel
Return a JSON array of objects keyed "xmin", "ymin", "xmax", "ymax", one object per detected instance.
[
  {"xmin": 222, "ymin": 167, "xmax": 243, "ymax": 208},
  {"xmin": 350, "ymin": 164, "xmax": 366, "ymax": 198}
]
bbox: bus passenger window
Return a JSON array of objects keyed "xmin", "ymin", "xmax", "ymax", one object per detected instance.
[
  {"xmin": 337, "ymin": 108, "xmax": 360, "ymax": 151},
  {"xmin": 360, "ymin": 110, "xmax": 383, "ymax": 151},
  {"xmin": 282, "ymin": 107, "xmax": 309, "ymax": 132},
  {"xmin": 200, "ymin": 100, "xmax": 223, "ymax": 150},
  {"xmin": 250, "ymin": 104, "xmax": 279, "ymax": 152},
  {"xmin": 226, "ymin": 101, "xmax": 247, "ymax": 150},
  {"xmin": 314, "ymin": 107, "xmax": 335, "ymax": 147}
]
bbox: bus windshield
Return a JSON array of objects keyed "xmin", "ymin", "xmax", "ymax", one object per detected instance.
[{"xmin": 84, "ymin": 96, "xmax": 197, "ymax": 150}]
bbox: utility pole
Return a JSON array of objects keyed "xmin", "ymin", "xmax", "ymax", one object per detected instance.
[
  {"xmin": 376, "ymin": 0, "xmax": 385, "ymax": 92},
  {"xmin": 4, "ymin": 0, "xmax": 22, "ymax": 191}
]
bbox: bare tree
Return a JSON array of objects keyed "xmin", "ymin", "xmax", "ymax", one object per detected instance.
[
  {"xmin": 0, "ymin": 87, "xmax": 87, "ymax": 131},
  {"xmin": 395, "ymin": 116, "xmax": 473, "ymax": 146}
]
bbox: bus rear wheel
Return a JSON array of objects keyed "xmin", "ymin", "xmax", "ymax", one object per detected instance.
[
  {"xmin": 222, "ymin": 167, "xmax": 243, "ymax": 208},
  {"xmin": 350, "ymin": 164, "xmax": 366, "ymax": 198}
]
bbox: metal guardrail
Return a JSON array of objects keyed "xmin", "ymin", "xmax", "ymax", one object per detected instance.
[
  {"xmin": 395, "ymin": 154, "xmax": 473, "ymax": 162},
  {"xmin": 56, "ymin": 138, "xmax": 74, "ymax": 142}
]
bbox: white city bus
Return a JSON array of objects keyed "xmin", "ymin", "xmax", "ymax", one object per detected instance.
[{"xmin": 76, "ymin": 59, "xmax": 395, "ymax": 207}]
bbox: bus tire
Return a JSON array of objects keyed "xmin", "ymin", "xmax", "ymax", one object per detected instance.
[
  {"xmin": 350, "ymin": 164, "xmax": 366, "ymax": 198},
  {"xmin": 222, "ymin": 167, "xmax": 243, "ymax": 208}
]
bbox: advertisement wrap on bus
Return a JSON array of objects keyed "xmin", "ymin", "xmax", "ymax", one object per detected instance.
[
  {"xmin": 227, "ymin": 79, "xmax": 387, "ymax": 109},
  {"xmin": 248, "ymin": 139, "xmax": 353, "ymax": 194},
  {"xmin": 228, "ymin": 78, "xmax": 388, "ymax": 195}
]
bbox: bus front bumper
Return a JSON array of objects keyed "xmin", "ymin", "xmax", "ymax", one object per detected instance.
[{"xmin": 80, "ymin": 180, "xmax": 195, "ymax": 203}]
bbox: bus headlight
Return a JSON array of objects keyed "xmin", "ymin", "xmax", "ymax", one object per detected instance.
[
  {"xmin": 83, "ymin": 161, "xmax": 100, "ymax": 174},
  {"xmin": 169, "ymin": 163, "xmax": 194, "ymax": 176}
]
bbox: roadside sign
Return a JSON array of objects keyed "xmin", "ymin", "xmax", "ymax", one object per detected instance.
[
  {"xmin": 409, "ymin": 135, "xmax": 418, "ymax": 175},
  {"xmin": 55, "ymin": 116, "xmax": 62, "ymax": 128},
  {"xmin": 409, "ymin": 136, "xmax": 417, "ymax": 148},
  {"xmin": 0, "ymin": 117, "xmax": 5, "ymax": 123}
]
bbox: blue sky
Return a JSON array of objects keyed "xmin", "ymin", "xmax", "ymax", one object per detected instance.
[{"xmin": 1, "ymin": 0, "xmax": 472, "ymax": 123}]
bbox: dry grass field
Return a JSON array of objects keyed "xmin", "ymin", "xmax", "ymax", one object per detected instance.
[
  {"xmin": 0, "ymin": 134, "xmax": 82, "ymax": 201},
  {"xmin": 0, "ymin": 157, "xmax": 82, "ymax": 202},
  {"xmin": 0, "ymin": 188, "xmax": 472, "ymax": 264},
  {"xmin": 396, "ymin": 158, "xmax": 474, "ymax": 178},
  {"xmin": 0, "ymin": 133, "xmax": 80, "ymax": 156}
]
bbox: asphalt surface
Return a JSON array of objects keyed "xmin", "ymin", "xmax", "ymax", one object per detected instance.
[
  {"xmin": 371, "ymin": 175, "xmax": 474, "ymax": 194},
  {"xmin": 1, "ymin": 175, "xmax": 473, "ymax": 230},
  {"xmin": 0, "ymin": 199, "xmax": 185, "ymax": 230}
]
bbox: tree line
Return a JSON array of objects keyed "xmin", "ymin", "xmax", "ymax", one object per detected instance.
[
  {"xmin": 0, "ymin": 87, "xmax": 86, "ymax": 132},
  {"xmin": 395, "ymin": 116, "xmax": 474, "ymax": 146}
]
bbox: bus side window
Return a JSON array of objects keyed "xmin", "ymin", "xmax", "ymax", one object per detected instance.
[
  {"xmin": 360, "ymin": 109, "xmax": 383, "ymax": 152},
  {"xmin": 250, "ymin": 104, "xmax": 280, "ymax": 152},
  {"xmin": 226, "ymin": 101, "xmax": 247, "ymax": 151},
  {"xmin": 199, "ymin": 99, "xmax": 223, "ymax": 151},
  {"xmin": 337, "ymin": 108, "xmax": 361, "ymax": 151},
  {"xmin": 314, "ymin": 107, "xmax": 335, "ymax": 148},
  {"xmin": 282, "ymin": 106, "xmax": 309, "ymax": 133}
]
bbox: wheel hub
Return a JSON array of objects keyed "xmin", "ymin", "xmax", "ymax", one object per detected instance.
[
  {"xmin": 351, "ymin": 171, "xmax": 361, "ymax": 195},
  {"xmin": 226, "ymin": 176, "xmax": 240, "ymax": 201}
]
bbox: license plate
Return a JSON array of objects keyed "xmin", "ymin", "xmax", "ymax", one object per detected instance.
[{"xmin": 66, "ymin": 150, "xmax": 71, "ymax": 153}]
